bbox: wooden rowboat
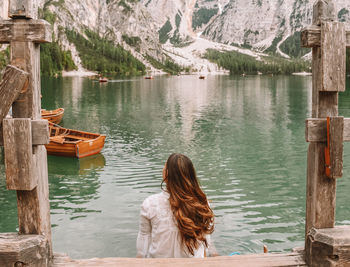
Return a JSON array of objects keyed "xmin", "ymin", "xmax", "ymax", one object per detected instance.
[
  {"xmin": 46, "ymin": 123, "xmax": 106, "ymax": 158},
  {"xmin": 41, "ymin": 108, "xmax": 64, "ymax": 124},
  {"xmin": 99, "ymin": 78, "xmax": 108, "ymax": 82},
  {"xmin": 199, "ymin": 75, "xmax": 206, "ymax": 80}
]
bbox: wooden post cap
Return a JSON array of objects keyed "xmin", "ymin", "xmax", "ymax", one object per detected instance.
[
  {"xmin": 0, "ymin": 233, "xmax": 49, "ymax": 267},
  {"xmin": 306, "ymin": 226, "xmax": 350, "ymax": 266},
  {"xmin": 8, "ymin": 0, "xmax": 34, "ymax": 19},
  {"xmin": 313, "ymin": 0, "xmax": 336, "ymax": 26}
]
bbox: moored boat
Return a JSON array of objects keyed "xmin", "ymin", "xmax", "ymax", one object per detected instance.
[
  {"xmin": 99, "ymin": 78, "xmax": 108, "ymax": 82},
  {"xmin": 199, "ymin": 75, "xmax": 205, "ymax": 80},
  {"xmin": 41, "ymin": 108, "xmax": 64, "ymax": 124},
  {"xmin": 144, "ymin": 76, "xmax": 153, "ymax": 79},
  {"xmin": 46, "ymin": 123, "xmax": 106, "ymax": 158}
]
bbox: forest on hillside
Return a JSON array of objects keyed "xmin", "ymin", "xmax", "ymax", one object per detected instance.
[{"xmin": 205, "ymin": 49, "xmax": 311, "ymax": 75}]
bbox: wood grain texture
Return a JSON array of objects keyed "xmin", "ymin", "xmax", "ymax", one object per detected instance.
[
  {"xmin": 5, "ymin": 12, "xmax": 53, "ymax": 257},
  {"xmin": 0, "ymin": 65, "xmax": 29, "ymax": 145},
  {"xmin": 53, "ymin": 252, "xmax": 306, "ymax": 267},
  {"xmin": 306, "ymin": 226, "xmax": 350, "ymax": 267},
  {"xmin": 0, "ymin": 19, "xmax": 52, "ymax": 43},
  {"xmin": 31, "ymin": 120, "xmax": 49, "ymax": 145},
  {"xmin": 305, "ymin": 118, "xmax": 350, "ymax": 142},
  {"xmin": 312, "ymin": 0, "xmax": 336, "ymax": 26},
  {"xmin": 328, "ymin": 117, "xmax": 344, "ymax": 178},
  {"xmin": 9, "ymin": 0, "xmax": 34, "ymax": 19},
  {"xmin": 0, "ymin": 233, "xmax": 49, "ymax": 267},
  {"xmin": 41, "ymin": 108, "xmax": 64, "ymax": 124},
  {"xmin": 1, "ymin": 120, "xmax": 49, "ymax": 146},
  {"xmin": 3, "ymin": 118, "xmax": 35, "ymax": 191},
  {"xmin": 305, "ymin": 0, "xmax": 339, "ymax": 250},
  {"xmin": 0, "ymin": 65, "xmax": 28, "ymax": 122},
  {"xmin": 320, "ymin": 22, "xmax": 346, "ymax": 92},
  {"xmin": 301, "ymin": 26, "xmax": 350, "ymax": 48}
]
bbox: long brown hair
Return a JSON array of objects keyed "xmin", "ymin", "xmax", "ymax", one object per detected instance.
[{"xmin": 162, "ymin": 153, "xmax": 214, "ymax": 255}]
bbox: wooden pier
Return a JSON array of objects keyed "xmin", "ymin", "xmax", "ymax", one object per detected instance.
[{"xmin": 1, "ymin": 0, "xmax": 350, "ymax": 266}]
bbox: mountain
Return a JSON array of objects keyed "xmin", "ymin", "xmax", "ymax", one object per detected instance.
[
  {"xmin": 0, "ymin": 0, "xmax": 349, "ymax": 74},
  {"xmin": 200, "ymin": 0, "xmax": 350, "ymax": 56}
]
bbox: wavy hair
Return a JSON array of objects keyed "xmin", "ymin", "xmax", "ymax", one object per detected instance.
[{"xmin": 162, "ymin": 153, "xmax": 214, "ymax": 255}]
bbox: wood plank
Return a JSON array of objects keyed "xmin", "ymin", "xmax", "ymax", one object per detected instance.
[
  {"xmin": 1, "ymin": 119, "xmax": 50, "ymax": 146},
  {"xmin": 301, "ymin": 26, "xmax": 350, "ymax": 48},
  {"xmin": 312, "ymin": 0, "xmax": 336, "ymax": 26},
  {"xmin": 305, "ymin": 118, "xmax": 350, "ymax": 142},
  {"xmin": 53, "ymin": 252, "xmax": 307, "ymax": 267},
  {"xmin": 8, "ymin": 0, "xmax": 34, "ymax": 19},
  {"xmin": 306, "ymin": 226, "xmax": 350, "ymax": 266},
  {"xmin": 0, "ymin": 19, "xmax": 52, "ymax": 43},
  {"xmin": 32, "ymin": 119, "xmax": 49, "ymax": 145},
  {"xmin": 320, "ymin": 22, "xmax": 346, "ymax": 92},
  {"xmin": 0, "ymin": 233, "xmax": 49, "ymax": 267},
  {"xmin": 10, "ymin": 24, "xmax": 53, "ymax": 257},
  {"xmin": 327, "ymin": 117, "xmax": 344, "ymax": 178},
  {"xmin": 0, "ymin": 65, "xmax": 29, "ymax": 145},
  {"xmin": 3, "ymin": 118, "xmax": 35, "ymax": 191},
  {"xmin": 305, "ymin": 0, "xmax": 338, "ymax": 252},
  {"xmin": 0, "ymin": 65, "xmax": 28, "ymax": 122}
]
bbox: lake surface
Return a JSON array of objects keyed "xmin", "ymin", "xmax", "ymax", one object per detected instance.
[{"xmin": 1, "ymin": 75, "xmax": 350, "ymax": 259}]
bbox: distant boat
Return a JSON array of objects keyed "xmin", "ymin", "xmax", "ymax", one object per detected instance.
[
  {"xmin": 292, "ymin": 72, "xmax": 312, "ymax": 76},
  {"xmin": 99, "ymin": 77, "xmax": 108, "ymax": 83},
  {"xmin": 199, "ymin": 75, "xmax": 205, "ymax": 80},
  {"xmin": 46, "ymin": 123, "xmax": 106, "ymax": 158},
  {"xmin": 41, "ymin": 108, "xmax": 64, "ymax": 124},
  {"xmin": 144, "ymin": 76, "xmax": 153, "ymax": 79}
]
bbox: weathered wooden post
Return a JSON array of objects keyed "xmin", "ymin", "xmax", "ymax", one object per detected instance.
[
  {"xmin": 0, "ymin": 0, "xmax": 52, "ymax": 266},
  {"xmin": 302, "ymin": 0, "xmax": 350, "ymax": 265}
]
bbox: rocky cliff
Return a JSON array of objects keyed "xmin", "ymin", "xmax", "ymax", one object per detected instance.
[
  {"xmin": 201, "ymin": 0, "xmax": 350, "ymax": 54},
  {"xmin": 0, "ymin": 0, "xmax": 349, "ymax": 72}
]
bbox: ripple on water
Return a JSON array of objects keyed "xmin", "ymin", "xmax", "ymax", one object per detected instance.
[{"xmin": 5, "ymin": 75, "xmax": 350, "ymax": 258}]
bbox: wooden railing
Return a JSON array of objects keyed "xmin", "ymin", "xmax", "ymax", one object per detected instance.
[{"xmin": 1, "ymin": 0, "xmax": 350, "ymax": 266}]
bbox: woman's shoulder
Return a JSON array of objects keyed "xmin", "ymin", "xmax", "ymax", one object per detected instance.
[{"xmin": 143, "ymin": 191, "xmax": 169, "ymax": 206}]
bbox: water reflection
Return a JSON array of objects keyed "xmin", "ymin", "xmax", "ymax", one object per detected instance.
[
  {"xmin": 3, "ymin": 75, "xmax": 350, "ymax": 259},
  {"xmin": 48, "ymin": 154, "xmax": 105, "ymax": 222}
]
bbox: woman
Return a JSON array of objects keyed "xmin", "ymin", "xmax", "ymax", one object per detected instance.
[{"xmin": 136, "ymin": 153, "xmax": 216, "ymax": 258}]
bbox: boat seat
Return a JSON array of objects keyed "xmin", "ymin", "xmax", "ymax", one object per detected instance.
[{"xmin": 64, "ymin": 134, "xmax": 92, "ymax": 141}]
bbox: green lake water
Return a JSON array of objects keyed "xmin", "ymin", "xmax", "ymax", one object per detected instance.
[{"xmin": 1, "ymin": 75, "xmax": 350, "ymax": 259}]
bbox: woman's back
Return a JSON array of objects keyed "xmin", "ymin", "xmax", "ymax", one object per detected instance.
[
  {"xmin": 137, "ymin": 191, "xmax": 206, "ymax": 258},
  {"xmin": 136, "ymin": 153, "xmax": 214, "ymax": 258}
]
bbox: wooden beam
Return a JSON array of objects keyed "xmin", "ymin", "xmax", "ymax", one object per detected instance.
[
  {"xmin": 3, "ymin": 118, "xmax": 36, "ymax": 191},
  {"xmin": 0, "ymin": 20, "xmax": 52, "ymax": 44},
  {"xmin": 320, "ymin": 22, "xmax": 346, "ymax": 92},
  {"xmin": 305, "ymin": 118, "xmax": 350, "ymax": 142},
  {"xmin": 306, "ymin": 226, "xmax": 350, "ymax": 266},
  {"xmin": 0, "ymin": 233, "xmax": 49, "ymax": 267},
  {"xmin": 1, "ymin": 119, "xmax": 50, "ymax": 146},
  {"xmin": 305, "ymin": 0, "xmax": 337, "ymax": 250},
  {"xmin": 9, "ymin": 0, "xmax": 34, "ymax": 19},
  {"xmin": 301, "ymin": 26, "xmax": 350, "ymax": 48},
  {"xmin": 327, "ymin": 117, "xmax": 344, "ymax": 178},
  {"xmin": 31, "ymin": 120, "xmax": 49, "ymax": 145},
  {"xmin": 312, "ymin": 0, "xmax": 336, "ymax": 26},
  {"xmin": 8, "ymin": 16, "xmax": 53, "ymax": 257},
  {"xmin": 0, "ymin": 65, "xmax": 28, "ymax": 123},
  {"xmin": 0, "ymin": 65, "xmax": 29, "ymax": 145},
  {"xmin": 52, "ymin": 252, "xmax": 307, "ymax": 267}
]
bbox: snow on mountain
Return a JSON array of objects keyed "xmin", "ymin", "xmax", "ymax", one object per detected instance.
[
  {"xmin": 0, "ymin": 0, "xmax": 349, "ymax": 72},
  {"xmin": 201, "ymin": 0, "xmax": 350, "ymax": 54}
]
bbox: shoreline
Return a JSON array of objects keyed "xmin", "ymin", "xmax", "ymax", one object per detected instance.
[
  {"xmin": 62, "ymin": 69, "xmax": 97, "ymax": 77},
  {"xmin": 292, "ymin": 71, "xmax": 312, "ymax": 76}
]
